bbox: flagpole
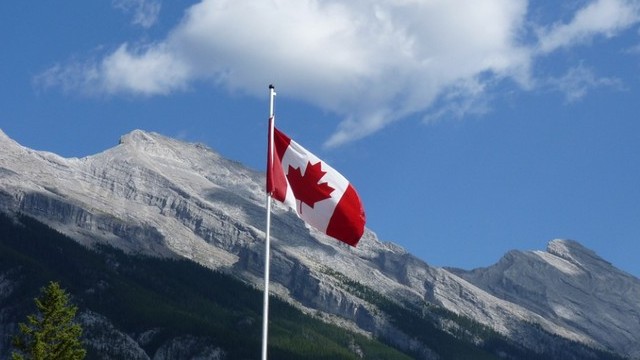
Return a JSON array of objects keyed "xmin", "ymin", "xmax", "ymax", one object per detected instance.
[{"xmin": 262, "ymin": 84, "xmax": 276, "ymax": 360}]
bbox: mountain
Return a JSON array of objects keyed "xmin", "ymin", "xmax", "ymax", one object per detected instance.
[
  {"xmin": 0, "ymin": 128, "xmax": 638, "ymax": 359},
  {"xmin": 0, "ymin": 213, "xmax": 414, "ymax": 359},
  {"xmin": 450, "ymin": 239, "xmax": 640, "ymax": 357}
]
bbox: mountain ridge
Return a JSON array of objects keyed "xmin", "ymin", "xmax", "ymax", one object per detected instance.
[
  {"xmin": 1, "ymin": 128, "xmax": 638, "ymax": 359},
  {"xmin": 452, "ymin": 238, "xmax": 640, "ymax": 357}
]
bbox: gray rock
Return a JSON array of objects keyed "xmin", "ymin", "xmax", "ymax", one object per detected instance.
[{"xmin": 2, "ymin": 129, "xmax": 639, "ymax": 358}]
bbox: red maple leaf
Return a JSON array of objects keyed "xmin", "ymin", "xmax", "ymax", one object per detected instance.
[{"xmin": 287, "ymin": 161, "xmax": 335, "ymax": 209}]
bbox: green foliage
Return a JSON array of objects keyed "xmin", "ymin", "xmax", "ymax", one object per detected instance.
[
  {"xmin": 0, "ymin": 213, "xmax": 411, "ymax": 359},
  {"xmin": 11, "ymin": 281, "xmax": 86, "ymax": 360}
]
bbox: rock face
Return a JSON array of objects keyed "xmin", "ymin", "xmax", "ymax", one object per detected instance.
[
  {"xmin": 451, "ymin": 239, "xmax": 640, "ymax": 357},
  {"xmin": 1, "ymin": 129, "xmax": 639, "ymax": 358}
]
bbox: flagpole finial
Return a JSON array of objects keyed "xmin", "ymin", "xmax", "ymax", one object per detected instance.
[{"xmin": 269, "ymin": 84, "xmax": 275, "ymax": 90}]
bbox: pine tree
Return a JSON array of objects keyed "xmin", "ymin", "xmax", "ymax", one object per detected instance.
[{"xmin": 11, "ymin": 281, "xmax": 86, "ymax": 360}]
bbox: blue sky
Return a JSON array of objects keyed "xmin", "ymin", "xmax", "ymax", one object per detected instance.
[{"xmin": 2, "ymin": 0, "xmax": 640, "ymax": 276}]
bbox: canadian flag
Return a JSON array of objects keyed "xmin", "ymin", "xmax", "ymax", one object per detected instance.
[{"xmin": 266, "ymin": 119, "xmax": 366, "ymax": 246}]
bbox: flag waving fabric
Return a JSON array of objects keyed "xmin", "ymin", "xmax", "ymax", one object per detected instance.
[{"xmin": 267, "ymin": 120, "xmax": 366, "ymax": 246}]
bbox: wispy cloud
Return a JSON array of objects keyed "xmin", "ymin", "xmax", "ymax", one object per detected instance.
[
  {"xmin": 34, "ymin": 44, "xmax": 189, "ymax": 96},
  {"xmin": 36, "ymin": 0, "xmax": 640, "ymax": 147},
  {"xmin": 546, "ymin": 64, "xmax": 624, "ymax": 103},
  {"xmin": 112, "ymin": 0, "xmax": 161, "ymax": 28},
  {"xmin": 536, "ymin": 0, "xmax": 640, "ymax": 54}
]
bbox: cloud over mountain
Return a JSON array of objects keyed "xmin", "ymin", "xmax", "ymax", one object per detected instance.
[{"xmin": 37, "ymin": 0, "xmax": 640, "ymax": 146}]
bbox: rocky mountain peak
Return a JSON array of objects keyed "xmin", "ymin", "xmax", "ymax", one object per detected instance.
[
  {"xmin": 112, "ymin": 129, "xmax": 231, "ymax": 173},
  {"xmin": 546, "ymin": 238, "xmax": 611, "ymax": 271},
  {"xmin": 2, "ymin": 129, "xmax": 640, "ymax": 359},
  {"xmin": 119, "ymin": 129, "xmax": 158, "ymax": 146},
  {"xmin": 0, "ymin": 128, "xmax": 10, "ymax": 141},
  {"xmin": 116, "ymin": 129, "xmax": 182, "ymax": 159},
  {"xmin": 0, "ymin": 129, "xmax": 25, "ymax": 151}
]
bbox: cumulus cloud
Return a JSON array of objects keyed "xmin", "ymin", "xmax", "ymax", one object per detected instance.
[
  {"xmin": 37, "ymin": 0, "xmax": 640, "ymax": 146},
  {"xmin": 34, "ymin": 44, "xmax": 189, "ymax": 96},
  {"xmin": 100, "ymin": 44, "xmax": 189, "ymax": 94}
]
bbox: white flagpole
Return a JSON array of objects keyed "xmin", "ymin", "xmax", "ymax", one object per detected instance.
[{"xmin": 262, "ymin": 84, "xmax": 276, "ymax": 360}]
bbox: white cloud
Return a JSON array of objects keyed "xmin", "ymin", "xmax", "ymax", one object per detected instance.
[
  {"xmin": 38, "ymin": 0, "xmax": 640, "ymax": 146},
  {"xmin": 422, "ymin": 78, "xmax": 492, "ymax": 125},
  {"xmin": 537, "ymin": 0, "xmax": 640, "ymax": 53},
  {"xmin": 101, "ymin": 44, "xmax": 190, "ymax": 95},
  {"xmin": 546, "ymin": 64, "xmax": 624, "ymax": 103},
  {"xmin": 112, "ymin": 0, "xmax": 161, "ymax": 28},
  {"xmin": 34, "ymin": 44, "xmax": 189, "ymax": 96}
]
